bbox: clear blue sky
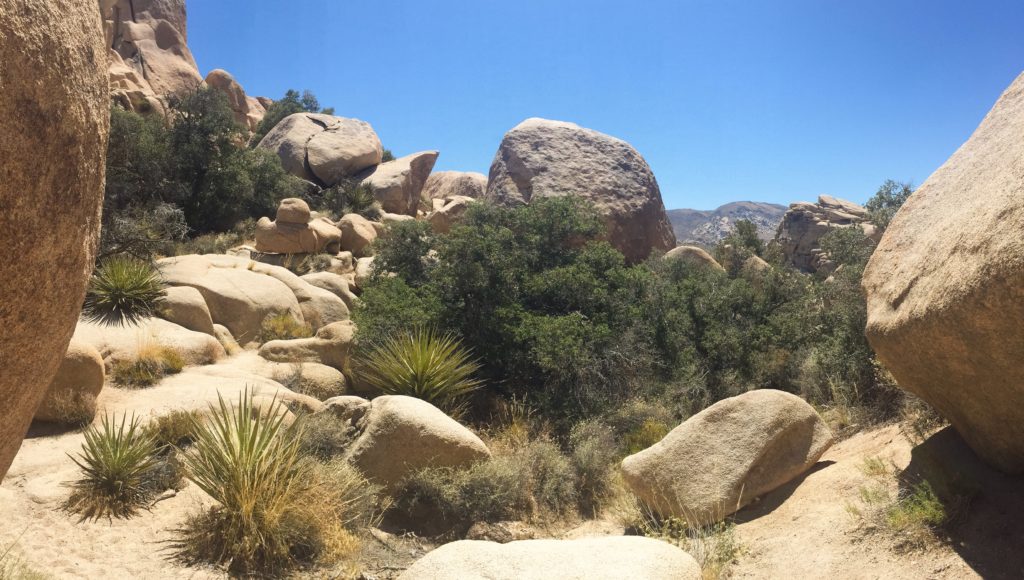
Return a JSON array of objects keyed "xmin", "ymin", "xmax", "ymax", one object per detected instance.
[{"xmin": 189, "ymin": 1, "xmax": 1024, "ymax": 210}]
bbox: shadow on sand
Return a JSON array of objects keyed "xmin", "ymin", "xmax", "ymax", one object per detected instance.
[{"xmin": 730, "ymin": 460, "xmax": 836, "ymax": 524}]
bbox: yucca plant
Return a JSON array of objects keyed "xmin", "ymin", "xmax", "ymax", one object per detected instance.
[
  {"xmin": 65, "ymin": 413, "xmax": 160, "ymax": 520},
  {"xmin": 81, "ymin": 256, "xmax": 166, "ymax": 326},
  {"xmin": 176, "ymin": 390, "xmax": 359, "ymax": 575},
  {"xmin": 358, "ymin": 328, "xmax": 483, "ymax": 414}
]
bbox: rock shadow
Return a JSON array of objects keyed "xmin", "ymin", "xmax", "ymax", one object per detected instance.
[{"xmin": 730, "ymin": 460, "xmax": 836, "ymax": 524}]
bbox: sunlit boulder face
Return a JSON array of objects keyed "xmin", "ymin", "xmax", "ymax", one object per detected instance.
[
  {"xmin": 257, "ymin": 113, "xmax": 383, "ymax": 186},
  {"xmin": 101, "ymin": 0, "xmax": 203, "ymax": 113},
  {"xmin": 486, "ymin": 118, "xmax": 676, "ymax": 263},
  {"xmin": 863, "ymin": 72, "xmax": 1024, "ymax": 473},
  {"xmin": 0, "ymin": 0, "xmax": 109, "ymax": 479}
]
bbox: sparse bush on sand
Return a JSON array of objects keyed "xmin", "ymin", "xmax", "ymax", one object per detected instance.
[
  {"xmin": 257, "ymin": 312, "xmax": 313, "ymax": 343},
  {"xmin": 111, "ymin": 345, "xmax": 185, "ymax": 388}
]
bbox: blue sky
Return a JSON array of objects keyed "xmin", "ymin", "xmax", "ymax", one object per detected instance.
[{"xmin": 189, "ymin": 1, "xmax": 1024, "ymax": 210}]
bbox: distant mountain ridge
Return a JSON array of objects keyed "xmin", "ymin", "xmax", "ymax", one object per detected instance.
[{"xmin": 667, "ymin": 201, "xmax": 788, "ymax": 247}]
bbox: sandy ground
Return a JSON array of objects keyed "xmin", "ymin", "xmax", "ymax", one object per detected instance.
[{"xmin": 4, "ymin": 358, "xmax": 1024, "ymax": 578}]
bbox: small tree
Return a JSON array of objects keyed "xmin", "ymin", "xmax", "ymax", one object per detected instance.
[{"xmin": 865, "ymin": 180, "xmax": 914, "ymax": 230}]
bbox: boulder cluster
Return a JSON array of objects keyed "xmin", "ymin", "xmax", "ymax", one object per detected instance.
[{"xmin": 775, "ymin": 194, "xmax": 880, "ymax": 273}]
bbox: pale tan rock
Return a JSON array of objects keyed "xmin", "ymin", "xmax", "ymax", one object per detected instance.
[
  {"xmin": 422, "ymin": 171, "xmax": 487, "ymax": 202},
  {"xmin": 204, "ymin": 69, "xmax": 263, "ymax": 131},
  {"xmin": 35, "ymin": 340, "xmax": 105, "ymax": 425},
  {"xmin": 359, "ymin": 151, "xmax": 439, "ymax": 215},
  {"xmin": 72, "ymin": 318, "xmax": 225, "ymax": 371},
  {"xmin": 256, "ymin": 114, "xmax": 327, "ymax": 182},
  {"xmin": 487, "ymin": 118, "xmax": 675, "ymax": 263},
  {"xmin": 0, "ymin": 0, "xmax": 108, "ymax": 479},
  {"xmin": 398, "ymin": 537, "xmax": 701, "ymax": 580},
  {"xmin": 257, "ymin": 113, "xmax": 382, "ymax": 186},
  {"xmin": 344, "ymin": 396, "xmax": 491, "ymax": 491},
  {"xmin": 159, "ymin": 286, "xmax": 215, "ymax": 335},
  {"xmin": 621, "ymin": 389, "xmax": 833, "ymax": 525},
  {"xmin": 158, "ymin": 254, "xmax": 306, "ymax": 345},
  {"xmin": 103, "ymin": 0, "xmax": 202, "ymax": 109},
  {"xmin": 663, "ymin": 245, "xmax": 725, "ymax": 272},
  {"xmin": 381, "ymin": 212, "xmax": 416, "ymax": 225},
  {"xmin": 301, "ymin": 272, "xmax": 359, "ymax": 311},
  {"xmin": 254, "ymin": 199, "xmax": 342, "ymax": 255},
  {"xmin": 258, "ymin": 320, "xmax": 357, "ymax": 371},
  {"xmin": 354, "ymin": 257, "xmax": 375, "ymax": 291},
  {"xmin": 428, "ymin": 196, "xmax": 476, "ymax": 234},
  {"xmin": 863, "ymin": 71, "xmax": 1024, "ymax": 473},
  {"xmin": 212, "ymin": 323, "xmax": 241, "ymax": 354},
  {"xmin": 775, "ymin": 195, "xmax": 875, "ymax": 273},
  {"xmin": 337, "ymin": 213, "xmax": 379, "ymax": 257}
]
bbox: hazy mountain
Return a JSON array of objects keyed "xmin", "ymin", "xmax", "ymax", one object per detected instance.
[{"xmin": 667, "ymin": 201, "xmax": 788, "ymax": 247}]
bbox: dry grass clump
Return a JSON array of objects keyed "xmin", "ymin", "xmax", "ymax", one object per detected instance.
[
  {"xmin": 569, "ymin": 420, "xmax": 619, "ymax": 516},
  {"xmin": 175, "ymin": 392, "xmax": 362, "ymax": 576},
  {"xmin": 111, "ymin": 345, "xmax": 185, "ymax": 388},
  {"xmin": 297, "ymin": 410, "xmax": 359, "ymax": 460},
  {"xmin": 258, "ymin": 312, "xmax": 313, "ymax": 343},
  {"xmin": 0, "ymin": 542, "xmax": 47, "ymax": 580},
  {"xmin": 146, "ymin": 410, "xmax": 206, "ymax": 449},
  {"xmin": 64, "ymin": 414, "xmax": 161, "ymax": 520},
  {"xmin": 845, "ymin": 455, "xmax": 958, "ymax": 551}
]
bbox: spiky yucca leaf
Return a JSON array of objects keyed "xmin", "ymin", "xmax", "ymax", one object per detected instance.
[
  {"xmin": 359, "ymin": 328, "xmax": 483, "ymax": 413},
  {"xmin": 65, "ymin": 413, "xmax": 160, "ymax": 520},
  {"xmin": 82, "ymin": 257, "xmax": 165, "ymax": 327}
]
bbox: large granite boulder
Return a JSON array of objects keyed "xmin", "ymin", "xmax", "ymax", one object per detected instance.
[
  {"xmin": 159, "ymin": 285, "xmax": 215, "ymax": 335},
  {"xmin": 621, "ymin": 389, "xmax": 833, "ymax": 525},
  {"xmin": 204, "ymin": 69, "xmax": 266, "ymax": 131},
  {"xmin": 158, "ymin": 254, "xmax": 348, "ymax": 345},
  {"xmin": 255, "ymin": 198, "xmax": 342, "ymax": 255},
  {"xmin": 0, "ymin": 0, "xmax": 109, "ymax": 479},
  {"xmin": 422, "ymin": 171, "xmax": 487, "ymax": 201},
  {"xmin": 343, "ymin": 396, "xmax": 491, "ymax": 491},
  {"xmin": 486, "ymin": 118, "xmax": 676, "ymax": 262},
  {"xmin": 664, "ymin": 245, "xmax": 725, "ymax": 272},
  {"xmin": 34, "ymin": 340, "xmax": 105, "ymax": 425},
  {"xmin": 337, "ymin": 213, "xmax": 378, "ymax": 257},
  {"xmin": 863, "ymin": 72, "xmax": 1024, "ymax": 473},
  {"xmin": 257, "ymin": 113, "xmax": 382, "ymax": 186},
  {"xmin": 359, "ymin": 151, "xmax": 439, "ymax": 215},
  {"xmin": 398, "ymin": 537, "xmax": 701, "ymax": 580},
  {"xmin": 102, "ymin": 0, "xmax": 202, "ymax": 112},
  {"xmin": 775, "ymin": 195, "xmax": 880, "ymax": 273}
]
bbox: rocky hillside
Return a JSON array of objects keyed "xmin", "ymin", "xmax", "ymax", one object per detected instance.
[{"xmin": 667, "ymin": 201, "xmax": 786, "ymax": 247}]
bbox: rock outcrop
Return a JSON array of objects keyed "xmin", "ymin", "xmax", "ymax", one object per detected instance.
[
  {"xmin": 35, "ymin": 340, "xmax": 106, "ymax": 425},
  {"xmin": 158, "ymin": 254, "xmax": 348, "ymax": 345},
  {"xmin": 359, "ymin": 151, "xmax": 440, "ymax": 215},
  {"xmin": 621, "ymin": 389, "xmax": 833, "ymax": 524},
  {"xmin": 337, "ymin": 213, "xmax": 378, "ymax": 257},
  {"xmin": 863, "ymin": 72, "xmax": 1024, "ymax": 473},
  {"xmin": 775, "ymin": 195, "xmax": 879, "ymax": 273},
  {"xmin": 486, "ymin": 118, "xmax": 676, "ymax": 262},
  {"xmin": 159, "ymin": 285, "xmax": 215, "ymax": 335},
  {"xmin": 204, "ymin": 69, "xmax": 266, "ymax": 131},
  {"xmin": 102, "ymin": 0, "xmax": 202, "ymax": 113},
  {"xmin": 428, "ymin": 196, "xmax": 476, "ymax": 234},
  {"xmin": 258, "ymin": 320, "xmax": 357, "ymax": 371},
  {"xmin": 0, "ymin": 0, "xmax": 109, "ymax": 479},
  {"xmin": 398, "ymin": 537, "xmax": 701, "ymax": 580},
  {"xmin": 73, "ymin": 318, "xmax": 225, "ymax": 370},
  {"xmin": 257, "ymin": 113, "xmax": 383, "ymax": 186},
  {"xmin": 255, "ymin": 198, "xmax": 342, "ymax": 255},
  {"xmin": 664, "ymin": 245, "xmax": 725, "ymax": 272},
  {"xmin": 422, "ymin": 171, "xmax": 487, "ymax": 201},
  {"xmin": 343, "ymin": 396, "xmax": 491, "ymax": 491}
]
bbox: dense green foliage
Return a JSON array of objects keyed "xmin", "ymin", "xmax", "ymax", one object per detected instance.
[
  {"xmin": 102, "ymin": 88, "xmax": 310, "ymax": 259},
  {"xmin": 865, "ymin": 179, "xmax": 914, "ymax": 230},
  {"xmin": 356, "ymin": 195, "xmax": 902, "ymax": 430}
]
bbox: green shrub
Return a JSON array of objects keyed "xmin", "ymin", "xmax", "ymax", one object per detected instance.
[
  {"xmin": 251, "ymin": 89, "xmax": 331, "ymax": 146},
  {"xmin": 570, "ymin": 421, "xmax": 619, "ymax": 515},
  {"xmin": 358, "ymin": 327, "xmax": 482, "ymax": 414},
  {"xmin": 64, "ymin": 414, "xmax": 160, "ymax": 520},
  {"xmin": 82, "ymin": 257, "xmax": 166, "ymax": 327},
  {"xmin": 257, "ymin": 312, "xmax": 313, "ymax": 343},
  {"xmin": 381, "ymin": 149, "xmax": 395, "ymax": 163},
  {"xmin": 314, "ymin": 179, "xmax": 381, "ymax": 221},
  {"xmin": 146, "ymin": 410, "xmax": 205, "ymax": 448},
  {"xmin": 111, "ymin": 346, "xmax": 186, "ymax": 388},
  {"xmin": 176, "ymin": 392, "xmax": 360, "ymax": 575},
  {"xmin": 629, "ymin": 506, "xmax": 740, "ymax": 580},
  {"xmin": 624, "ymin": 419, "xmax": 671, "ymax": 455}
]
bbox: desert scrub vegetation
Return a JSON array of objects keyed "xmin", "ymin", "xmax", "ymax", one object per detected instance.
[
  {"xmin": 81, "ymin": 257, "xmax": 166, "ymax": 327},
  {"xmin": 176, "ymin": 392, "xmax": 363, "ymax": 576},
  {"xmin": 146, "ymin": 410, "xmax": 206, "ymax": 448},
  {"xmin": 846, "ymin": 455, "xmax": 966, "ymax": 551},
  {"xmin": 111, "ymin": 345, "xmax": 185, "ymax": 388},
  {"xmin": 0, "ymin": 542, "xmax": 47, "ymax": 580},
  {"xmin": 358, "ymin": 327, "xmax": 482, "ymax": 416},
  {"xmin": 624, "ymin": 502, "xmax": 741, "ymax": 580},
  {"xmin": 257, "ymin": 312, "xmax": 313, "ymax": 343},
  {"xmin": 64, "ymin": 414, "xmax": 162, "ymax": 520}
]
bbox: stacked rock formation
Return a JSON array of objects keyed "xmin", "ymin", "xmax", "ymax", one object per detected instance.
[
  {"xmin": 255, "ymin": 198, "xmax": 342, "ymax": 255},
  {"xmin": 775, "ymin": 195, "xmax": 880, "ymax": 273}
]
